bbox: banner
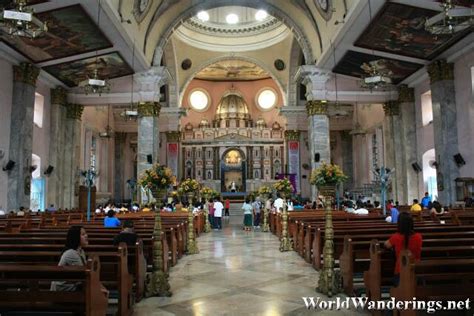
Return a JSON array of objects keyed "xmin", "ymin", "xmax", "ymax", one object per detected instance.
[
  {"xmin": 288, "ymin": 141, "xmax": 300, "ymax": 193},
  {"xmin": 167, "ymin": 143, "xmax": 179, "ymax": 178}
]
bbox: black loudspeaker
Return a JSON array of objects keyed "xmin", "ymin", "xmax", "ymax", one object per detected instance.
[
  {"xmin": 454, "ymin": 153, "xmax": 466, "ymax": 167},
  {"xmin": 44, "ymin": 165, "xmax": 54, "ymax": 176},
  {"xmin": 314, "ymin": 153, "xmax": 320, "ymax": 163},
  {"xmin": 412, "ymin": 162, "xmax": 422, "ymax": 173},
  {"xmin": 147, "ymin": 154, "xmax": 153, "ymax": 164},
  {"xmin": 2, "ymin": 160, "xmax": 15, "ymax": 171}
]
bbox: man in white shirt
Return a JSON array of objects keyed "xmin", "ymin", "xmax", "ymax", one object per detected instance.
[
  {"xmin": 273, "ymin": 194, "xmax": 284, "ymax": 213},
  {"xmin": 213, "ymin": 198, "xmax": 224, "ymax": 230}
]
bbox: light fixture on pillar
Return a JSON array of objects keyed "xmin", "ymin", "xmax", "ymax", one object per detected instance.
[
  {"xmin": 121, "ymin": 39, "xmax": 138, "ymax": 121},
  {"xmin": 360, "ymin": 0, "xmax": 393, "ymax": 92},
  {"xmin": 349, "ymin": 103, "xmax": 366, "ymax": 136},
  {"xmin": 79, "ymin": 0, "xmax": 110, "ymax": 96},
  {"xmin": 99, "ymin": 105, "xmax": 114, "ymax": 138},
  {"xmin": 425, "ymin": 0, "xmax": 473, "ymax": 35},
  {"xmin": 0, "ymin": 0, "xmax": 48, "ymax": 39}
]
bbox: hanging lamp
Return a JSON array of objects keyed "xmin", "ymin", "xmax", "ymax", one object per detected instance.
[{"xmin": 0, "ymin": 0, "xmax": 48, "ymax": 39}]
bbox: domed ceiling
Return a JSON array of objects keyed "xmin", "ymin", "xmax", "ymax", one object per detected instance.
[{"xmin": 195, "ymin": 60, "xmax": 271, "ymax": 81}]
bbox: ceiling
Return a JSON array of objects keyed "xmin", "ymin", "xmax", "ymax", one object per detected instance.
[{"xmin": 194, "ymin": 60, "xmax": 271, "ymax": 81}]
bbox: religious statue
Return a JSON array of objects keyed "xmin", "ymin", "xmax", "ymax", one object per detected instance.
[{"xmin": 230, "ymin": 181, "xmax": 237, "ymax": 192}]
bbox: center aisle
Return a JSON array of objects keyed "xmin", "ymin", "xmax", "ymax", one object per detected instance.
[{"xmin": 134, "ymin": 204, "xmax": 364, "ymax": 315}]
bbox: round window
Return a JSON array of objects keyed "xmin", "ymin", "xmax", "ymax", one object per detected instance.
[
  {"xmin": 189, "ymin": 89, "xmax": 210, "ymax": 111},
  {"xmin": 256, "ymin": 88, "xmax": 277, "ymax": 110}
]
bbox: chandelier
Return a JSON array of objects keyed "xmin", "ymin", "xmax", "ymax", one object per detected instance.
[
  {"xmin": 121, "ymin": 39, "xmax": 138, "ymax": 121},
  {"xmin": 425, "ymin": 0, "xmax": 473, "ymax": 35},
  {"xmin": 360, "ymin": 60, "xmax": 393, "ymax": 91},
  {"xmin": 80, "ymin": 0, "xmax": 110, "ymax": 95},
  {"xmin": 0, "ymin": 0, "xmax": 48, "ymax": 38},
  {"xmin": 99, "ymin": 105, "xmax": 113, "ymax": 138}
]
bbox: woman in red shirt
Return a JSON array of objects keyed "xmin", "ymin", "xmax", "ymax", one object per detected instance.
[{"xmin": 384, "ymin": 212, "xmax": 422, "ymax": 285}]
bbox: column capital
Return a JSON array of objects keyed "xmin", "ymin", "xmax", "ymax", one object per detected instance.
[
  {"xmin": 66, "ymin": 103, "xmax": 84, "ymax": 120},
  {"xmin": 51, "ymin": 87, "xmax": 68, "ymax": 105},
  {"xmin": 284, "ymin": 130, "xmax": 301, "ymax": 141},
  {"xmin": 166, "ymin": 131, "xmax": 181, "ymax": 142},
  {"xmin": 383, "ymin": 101, "xmax": 400, "ymax": 116},
  {"xmin": 306, "ymin": 100, "xmax": 328, "ymax": 116},
  {"xmin": 138, "ymin": 101, "xmax": 161, "ymax": 117},
  {"xmin": 427, "ymin": 59, "xmax": 454, "ymax": 84},
  {"xmin": 295, "ymin": 65, "xmax": 332, "ymax": 100},
  {"xmin": 134, "ymin": 66, "xmax": 170, "ymax": 93},
  {"xmin": 13, "ymin": 62, "xmax": 40, "ymax": 86},
  {"xmin": 398, "ymin": 84, "xmax": 414, "ymax": 103}
]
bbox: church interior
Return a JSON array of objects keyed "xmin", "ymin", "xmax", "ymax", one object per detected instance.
[{"xmin": 0, "ymin": 0, "xmax": 473, "ymax": 315}]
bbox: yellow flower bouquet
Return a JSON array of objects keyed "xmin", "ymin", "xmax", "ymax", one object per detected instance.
[
  {"xmin": 273, "ymin": 178, "xmax": 293, "ymax": 196},
  {"xmin": 178, "ymin": 178, "xmax": 201, "ymax": 194},
  {"xmin": 200, "ymin": 186, "xmax": 217, "ymax": 199},
  {"xmin": 310, "ymin": 162, "xmax": 347, "ymax": 186},
  {"xmin": 138, "ymin": 163, "xmax": 176, "ymax": 190},
  {"xmin": 257, "ymin": 185, "xmax": 273, "ymax": 197}
]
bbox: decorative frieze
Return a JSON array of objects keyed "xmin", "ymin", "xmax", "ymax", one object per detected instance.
[
  {"xmin": 284, "ymin": 130, "xmax": 300, "ymax": 141},
  {"xmin": 138, "ymin": 101, "xmax": 161, "ymax": 117},
  {"xmin": 398, "ymin": 84, "xmax": 414, "ymax": 103},
  {"xmin": 166, "ymin": 131, "xmax": 181, "ymax": 142},
  {"xmin": 66, "ymin": 103, "xmax": 84, "ymax": 120},
  {"xmin": 383, "ymin": 101, "xmax": 400, "ymax": 116},
  {"xmin": 13, "ymin": 62, "xmax": 40, "ymax": 86},
  {"xmin": 427, "ymin": 59, "xmax": 454, "ymax": 84},
  {"xmin": 51, "ymin": 87, "xmax": 68, "ymax": 105},
  {"xmin": 306, "ymin": 100, "xmax": 328, "ymax": 116}
]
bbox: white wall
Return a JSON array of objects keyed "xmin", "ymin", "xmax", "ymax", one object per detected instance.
[{"xmin": 0, "ymin": 58, "xmax": 13, "ymax": 211}]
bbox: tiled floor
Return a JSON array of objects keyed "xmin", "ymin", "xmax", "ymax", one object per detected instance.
[{"xmin": 133, "ymin": 205, "xmax": 368, "ymax": 315}]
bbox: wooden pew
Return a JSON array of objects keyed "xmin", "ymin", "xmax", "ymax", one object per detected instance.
[{"xmin": 0, "ymin": 256, "xmax": 108, "ymax": 316}]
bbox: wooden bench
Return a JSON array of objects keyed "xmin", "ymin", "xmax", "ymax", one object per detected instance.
[{"xmin": 0, "ymin": 255, "xmax": 108, "ymax": 316}]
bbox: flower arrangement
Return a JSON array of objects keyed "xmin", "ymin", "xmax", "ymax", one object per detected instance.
[
  {"xmin": 310, "ymin": 162, "xmax": 347, "ymax": 186},
  {"xmin": 178, "ymin": 178, "xmax": 201, "ymax": 194},
  {"xmin": 257, "ymin": 185, "xmax": 273, "ymax": 197},
  {"xmin": 273, "ymin": 178, "xmax": 294, "ymax": 196},
  {"xmin": 200, "ymin": 186, "xmax": 218, "ymax": 199},
  {"xmin": 138, "ymin": 163, "xmax": 175, "ymax": 190}
]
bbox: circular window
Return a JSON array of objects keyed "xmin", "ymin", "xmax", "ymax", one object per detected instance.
[
  {"xmin": 256, "ymin": 88, "xmax": 277, "ymax": 110},
  {"xmin": 189, "ymin": 89, "xmax": 210, "ymax": 112}
]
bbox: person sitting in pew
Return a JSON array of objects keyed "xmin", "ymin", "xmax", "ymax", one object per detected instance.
[
  {"xmin": 410, "ymin": 199, "xmax": 422, "ymax": 213},
  {"xmin": 384, "ymin": 212, "xmax": 422, "ymax": 285},
  {"xmin": 113, "ymin": 220, "xmax": 138, "ymax": 246},
  {"xmin": 51, "ymin": 226, "xmax": 109, "ymax": 297},
  {"xmin": 430, "ymin": 200, "xmax": 445, "ymax": 216},
  {"xmin": 104, "ymin": 210, "xmax": 121, "ymax": 228}
]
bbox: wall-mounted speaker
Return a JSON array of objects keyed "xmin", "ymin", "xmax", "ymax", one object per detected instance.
[
  {"xmin": 2, "ymin": 160, "xmax": 15, "ymax": 171},
  {"xmin": 44, "ymin": 165, "xmax": 54, "ymax": 176},
  {"xmin": 314, "ymin": 153, "xmax": 320, "ymax": 163},
  {"xmin": 147, "ymin": 154, "xmax": 153, "ymax": 164},
  {"xmin": 453, "ymin": 153, "xmax": 465, "ymax": 167},
  {"xmin": 412, "ymin": 162, "xmax": 422, "ymax": 173}
]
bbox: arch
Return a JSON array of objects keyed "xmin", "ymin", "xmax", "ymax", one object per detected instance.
[
  {"xmin": 178, "ymin": 55, "xmax": 287, "ymax": 108},
  {"xmin": 422, "ymin": 149, "xmax": 438, "ymax": 200},
  {"xmin": 222, "ymin": 148, "xmax": 247, "ymax": 163},
  {"xmin": 146, "ymin": 0, "xmax": 317, "ymax": 67}
]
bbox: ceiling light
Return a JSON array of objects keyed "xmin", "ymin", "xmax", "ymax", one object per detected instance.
[
  {"xmin": 255, "ymin": 10, "xmax": 268, "ymax": 21},
  {"xmin": 197, "ymin": 11, "xmax": 209, "ymax": 22},
  {"xmin": 79, "ymin": 68, "xmax": 111, "ymax": 95},
  {"xmin": 226, "ymin": 13, "xmax": 239, "ymax": 24},
  {"xmin": 425, "ymin": 0, "xmax": 473, "ymax": 35},
  {"xmin": 0, "ymin": 0, "xmax": 48, "ymax": 39}
]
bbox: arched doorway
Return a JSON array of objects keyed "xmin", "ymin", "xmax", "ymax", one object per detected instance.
[{"xmin": 221, "ymin": 149, "xmax": 246, "ymax": 193}]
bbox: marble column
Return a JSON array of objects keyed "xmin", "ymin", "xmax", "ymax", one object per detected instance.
[
  {"xmin": 284, "ymin": 130, "xmax": 301, "ymax": 194},
  {"xmin": 114, "ymin": 132, "xmax": 127, "ymax": 203},
  {"xmin": 62, "ymin": 104, "xmax": 83, "ymax": 209},
  {"xmin": 383, "ymin": 101, "xmax": 404, "ymax": 203},
  {"xmin": 398, "ymin": 85, "xmax": 419, "ymax": 204},
  {"xmin": 137, "ymin": 102, "xmax": 161, "ymax": 195},
  {"xmin": 307, "ymin": 101, "xmax": 331, "ymax": 201},
  {"xmin": 427, "ymin": 60, "xmax": 459, "ymax": 205},
  {"xmin": 7, "ymin": 63, "xmax": 40, "ymax": 211},
  {"xmin": 340, "ymin": 131, "xmax": 354, "ymax": 191},
  {"xmin": 47, "ymin": 87, "xmax": 67, "ymax": 208}
]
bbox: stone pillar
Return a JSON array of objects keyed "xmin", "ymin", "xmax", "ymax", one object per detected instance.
[
  {"xmin": 114, "ymin": 132, "xmax": 127, "ymax": 203},
  {"xmin": 427, "ymin": 60, "xmax": 459, "ymax": 205},
  {"xmin": 7, "ymin": 63, "xmax": 40, "ymax": 211},
  {"xmin": 137, "ymin": 102, "xmax": 161, "ymax": 195},
  {"xmin": 62, "ymin": 103, "xmax": 83, "ymax": 209},
  {"xmin": 307, "ymin": 101, "xmax": 331, "ymax": 201},
  {"xmin": 398, "ymin": 85, "xmax": 419, "ymax": 204},
  {"xmin": 340, "ymin": 131, "xmax": 354, "ymax": 191},
  {"xmin": 383, "ymin": 101, "xmax": 404, "ymax": 203},
  {"xmin": 284, "ymin": 130, "xmax": 301, "ymax": 194},
  {"xmin": 47, "ymin": 87, "xmax": 67, "ymax": 208}
]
